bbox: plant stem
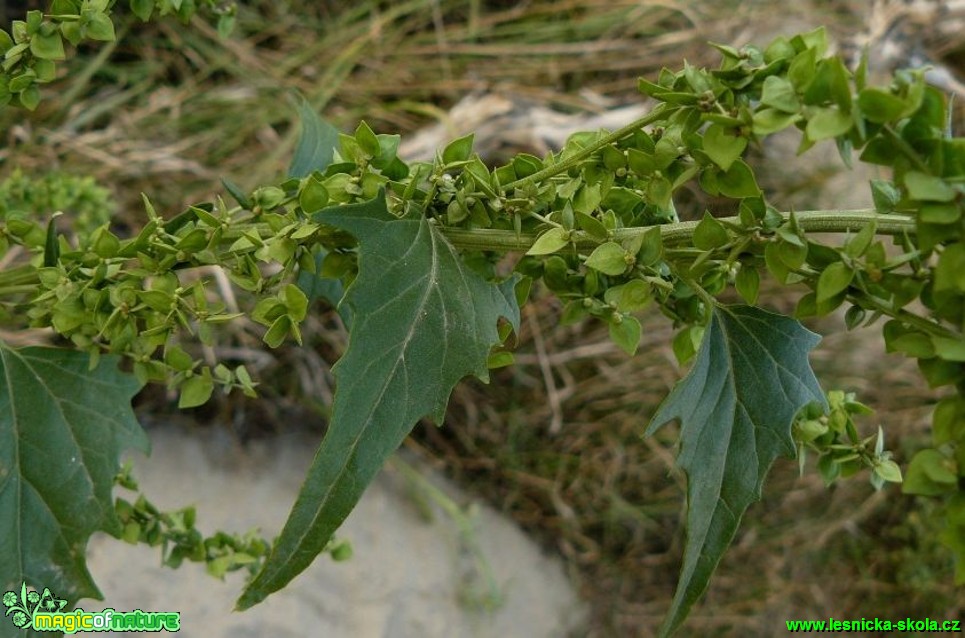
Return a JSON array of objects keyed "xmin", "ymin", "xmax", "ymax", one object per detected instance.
[
  {"xmin": 502, "ymin": 104, "xmax": 677, "ymax": 191},
  {"xmin": 439, "ymin": 209, "xmax": 915, "ymax": 252},
  {"xmin": 848, "ymin": 290, "xmax": 960, "ymax": 340}
]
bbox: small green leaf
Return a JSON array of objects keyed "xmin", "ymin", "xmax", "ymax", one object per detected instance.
[
  {"xmin": 263, "ymin": 315, "xmax": 292, "ymax": 348},
  {"xmin": 806, "ymin": 107, "xmax": 852, "ymax": 142},
  {"xmin": 920, "ymin": 203, "xmax": 960, "ymax": 224},
  {"xmin": 716, "ymin": 160, "xmax": 760, "ymax": 198},
  {"xmin": 701, "ymin": 125, "xmax": 747, "ymax": 171},
  {"xmin": 857, "ymin": 87, "xmax": 909, "ymax": 123},
  {"xmin": 604, "ymin": 280, "xmax": 651, "ymax": 312},
  {"xmin": 874, "ymin": 459, "xmax": 903, "ymax": 484},
  {"xmin": 442, "ymin": 133, "xmax": 474, "ymax": 164},
  {"xmin": 85, "ymin": 12, "xmax": 116, "ymax": 41},
  {"xmin": 354, "ymin": 121, "xmax": 381, "ymax": 158},
  {"xmin": 870, "ymin": 180, "xmax": 900, "ymax": 213},
  {"xmin": 671, "ymin": 325, "xmax": 703, "ymax": 366},
  {"xmin": 298, "ymin": 175, "xmax": 329, "ymax": 214},
  {"xmin": 637, "ymin": 227, "xmax": 663, "ymax": 266},
  {"xmin": 646, "ymin": 306, "xmax": 825, "ymax": 637},
  {"xmin": 585, "ymin": 242, "xmax": 628, "ymax": 276},
  {"xmin": 932, "ymin": 337, "xmax": 965, "ymax": 362},
  {"xmin": 43, "ymin": 214, "xmax": 61, "ymax": 267},
  {"xmin": 843, "ymin": 221, "xmax": 876, "ymax": 259},
  {"xmin": 627, "ymin": 148, "xmax": 656, "ymax": 176},
  {"xmin": 576, "ymin": 212, "xmax": 608, "ymax": 240},
  {"xmin": 934, "ymin": 243, "xmax": 965, "ymax": 293},
  {"xmin": 19, "ymin": 85, "xmax": 40, "ymax": 111},
  {"xmin": 252, "ymin": 186, "xmax": 286, "ymax": 210},
  {"xmin": 693, "ymin": 212, "xmax": 729, "ymax": 250},
  {"xmin": 283, "ymin": 283, "xmax": 309, "ymax": 322},
  {"xmin": 0, "ymin": 28, "xmax": 13, "ymax": 53},
  {"xmin": 487, "ymin": 350, "xmax": 515, "ymax": 369},
  {"xmin": 130, "ymin": 0, "xmax": 154, "ymax": 20},
  {"xmin": 734, "ymin": 266, "xmax": 759, "ymax": 305},
  {"xmin": 179, "ymin": 371, "xmax": 214, "ymax": 408},
  {"xmin": 752, "ymin": 108, "xmax": 799, "ymax": 135},
  {"xmin": 933, "ymin": 397, "xmax": 965, "ymax": 445},
  {"xmin": 512, "ymin": 153, "xmax": 543, "ymax": 178},
  {"xmin": 903, "ymin": 449, "xmax": 957, "ymax": 496},
  {"xmin": 889, "ymin": 332, "xmax": 935, "ymax": 358},
  {"xmin": 760, "ymin": 76, "xmax": 800, "ymax": 113},
  {"xmin": 904, "ymin": 171, "xmax": 956, "ymax": 202},
  {"xmin": 816, "ymin": 261, "xmax": 853, "ymax": 303},
  {"xmin": 30, "ymin": 31, "xmax": 65, "ymax": 60},
  {"xmin": 609, "ymin": 315, "xmax": 641, "ymax": 355},
  {"xmin": 526, "ymin": 227, "xmax": 569, "ymax": 256},
  {"xmin": 164, "ymin": 346, "xmax": 195, "ymax": 372}
]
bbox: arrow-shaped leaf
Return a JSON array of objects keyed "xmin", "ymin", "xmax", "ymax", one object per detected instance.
[
  {"xmin": 237, "ymin": 194, "xmax": 520, "ymax": 609},
  {"xmin": 645, "ymin": 305, "xmax": 826, "ymax": 636},
  {"xmin": 288, "ymin": 93, "xmax": 340, "ymax": 179},
  {"xmin": 0, "ymin": 346, "xmax": 148, "ymax": 604}
]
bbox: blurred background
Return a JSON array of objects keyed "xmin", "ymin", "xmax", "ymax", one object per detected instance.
[{"xmin": 2, "ymin": 1, "xmax": 964, "ymax": 635}]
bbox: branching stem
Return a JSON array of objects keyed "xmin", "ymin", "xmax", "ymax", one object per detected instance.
[{"xmin": 439, "ymin": 209, "xmax": 915, "ymax": 251}]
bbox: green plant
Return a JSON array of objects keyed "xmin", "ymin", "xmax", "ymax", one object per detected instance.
[{"xmin": 1, "ymin": 5, "xmax": 963, "ymax": 637}]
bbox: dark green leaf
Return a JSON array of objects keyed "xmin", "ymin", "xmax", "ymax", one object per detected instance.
[
  {"xmin": 288, "ymin": 94, "xmax": 341, "ymax": 179},
  {"xmin": 237, "ymin": 194, "xmax": 519, "ymax": 610},
  {"xmin": 0, "ymin": 346, "xmax": 148, "ymax": 604},
  {"xmin": 646, "ymin": 305, "xmax": 825, "ymax": 637}
]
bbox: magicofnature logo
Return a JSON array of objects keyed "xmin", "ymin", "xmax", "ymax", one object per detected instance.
[{"xmin": 2, "ymin": 582, "xmax": 180, "ymax": 634}]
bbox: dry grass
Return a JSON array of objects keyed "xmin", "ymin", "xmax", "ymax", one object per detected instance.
[{"xmin": 3, "ymin": 0, "xmax": 965, "ymax": 635}]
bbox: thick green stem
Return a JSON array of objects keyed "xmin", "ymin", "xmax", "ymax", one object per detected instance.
[{"xmin": 439, "ymin": 209, "xmax": 915, "ymax": 251}]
